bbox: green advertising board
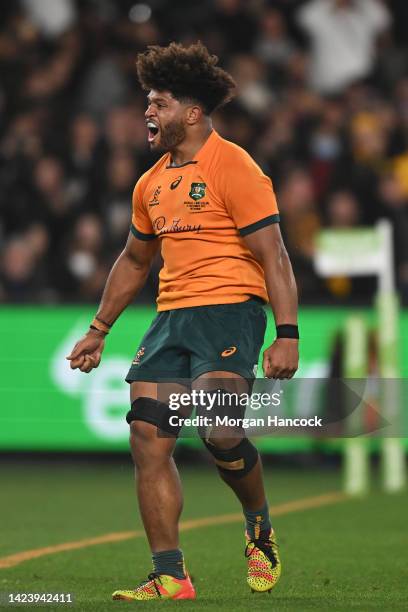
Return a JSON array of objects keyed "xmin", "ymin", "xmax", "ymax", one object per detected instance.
[{"xmin": 1, "ymin": 306, "xmax": 407, "ymax": 452}]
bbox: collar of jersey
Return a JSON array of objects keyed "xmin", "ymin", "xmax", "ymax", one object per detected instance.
[
  {"xmin": 165, "ymin": 129, "xmax": 218, "ymax": 169},
  {"xmin": 166, "ymin": 160, "xmax": 198, "ymax": 169}
]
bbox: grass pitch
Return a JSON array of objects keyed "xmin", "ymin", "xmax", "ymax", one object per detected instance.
[{"xmin": 1, "ymin": 456, "xmax": 407, "ymax": 611}]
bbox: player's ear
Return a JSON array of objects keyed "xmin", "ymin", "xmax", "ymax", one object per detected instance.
[{"xmin": 185, "ymin": 105, "xmax": 202, "ymax": 125}]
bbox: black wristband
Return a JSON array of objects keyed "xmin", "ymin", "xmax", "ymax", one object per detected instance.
[{"xmin": 276, "ymin": 324, "xmax": 299, "ymax": 339}]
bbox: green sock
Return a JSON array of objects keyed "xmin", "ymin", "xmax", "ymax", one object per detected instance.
[
  {"xmin": 152, "ymin": 549, "xmax": 185, "ymax": 579},
  {"xmin": 244, "ymin": 502, "xmax": 271, "ymax": 540}
]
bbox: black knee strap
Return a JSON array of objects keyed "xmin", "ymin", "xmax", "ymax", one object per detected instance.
[
  {"xmin": 126, "ymin": 397, "xmax": 181, "ymax": 437},
  {"xmin": 203, "ymin": 437, "xmax": 259, "ymax": 479}
]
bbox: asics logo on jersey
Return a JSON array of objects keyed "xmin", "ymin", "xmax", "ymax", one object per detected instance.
[{"xmin": 170, "ymin": 176, "xmax": 183, "ymax": 190}]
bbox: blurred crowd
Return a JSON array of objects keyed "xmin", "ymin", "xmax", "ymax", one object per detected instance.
[{"xmin": 1, "ymin": 0, "xmax": 408, "ymax": 305}]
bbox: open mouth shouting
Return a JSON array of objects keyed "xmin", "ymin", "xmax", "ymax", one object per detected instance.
[{"xmin": 147, "ymin": 121, "xmax": 160, "ymax": 144}]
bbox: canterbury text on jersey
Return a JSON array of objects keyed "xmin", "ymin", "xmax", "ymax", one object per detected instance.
[{"xmin": 131, "ymin": 130, "xmax": 280, "ymax": 311}]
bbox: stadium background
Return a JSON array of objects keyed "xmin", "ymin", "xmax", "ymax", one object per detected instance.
[{"xmin": 1, "ymin": 1, "xmax": 408, "ymax": 610}]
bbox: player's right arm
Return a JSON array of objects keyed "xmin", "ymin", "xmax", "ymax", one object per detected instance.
[
  {"xmin": 67, "ymin": 177, "xmax": 158, "ymax": 373},
  {"xmin": 66, "ymin": 233, "xmax": 158, "ymax": 373}
]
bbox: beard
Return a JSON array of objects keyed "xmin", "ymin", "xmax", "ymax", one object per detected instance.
[{"xmin": 156, "ymin": 119, "xmax": 186, "ymax": 151}]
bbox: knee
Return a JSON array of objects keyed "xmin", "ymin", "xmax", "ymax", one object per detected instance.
[
  {"xmin": 130, "ymin": 418, "xmax": 157, "ymax": 444},
  {"xmin": 129, "ymin": 420, "xmax": 158, "ymax": 468}
]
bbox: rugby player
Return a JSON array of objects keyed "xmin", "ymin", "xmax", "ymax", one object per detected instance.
[{"xmin": 67, "ymin": 42, "xmax": 299, "ymax": 601}]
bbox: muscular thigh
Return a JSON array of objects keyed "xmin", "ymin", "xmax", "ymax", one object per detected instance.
[{"xmin": 130, "ymin": 381, "xmax": 189, "ymax": 404}]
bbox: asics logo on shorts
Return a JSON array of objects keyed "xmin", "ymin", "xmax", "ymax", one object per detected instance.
[{"xmin": 221, "ymin": 346, "xmax": 237, "ymax": 357}]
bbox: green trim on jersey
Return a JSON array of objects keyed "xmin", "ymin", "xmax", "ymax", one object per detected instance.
[
  {"xmin": 239, "ymin": 214, "xmax": 280, "ymax": 237},
  {"xmin": 130, "ymin": 224, "xmax": 157, "ymax": 241}
]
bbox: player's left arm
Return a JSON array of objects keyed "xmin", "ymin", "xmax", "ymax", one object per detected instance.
[
  {"xmin": 220, "ymin": 145, "xmax": 299, "ymax": 378},
  {"xmin": 243, "ymin": 224, "xmax": 299, "ymax": 379}
]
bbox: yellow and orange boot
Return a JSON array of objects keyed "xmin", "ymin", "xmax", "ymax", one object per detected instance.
[
  {"xmin": 112, "ymin": 571, "xmax": 196, "ymax": 601},
  {"xmin": 245, "ymin": 529, "xmax": 281, "ymax": 593}
]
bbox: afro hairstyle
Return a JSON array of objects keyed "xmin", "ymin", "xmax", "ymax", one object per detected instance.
[{"xmin": 136, "ymin": 41, "xmax": 236, "ymax": 114}]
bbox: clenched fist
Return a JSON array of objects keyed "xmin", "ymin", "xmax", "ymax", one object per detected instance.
[
  {"xmin": 262, "ymin": 338, "xmax": 299, "ymax": 379},
  {"xmin": 66, "ymin": 329, "xmax": 106, "ymax": 374}
]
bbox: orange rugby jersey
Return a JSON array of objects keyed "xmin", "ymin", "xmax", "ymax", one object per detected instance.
[{"xmin": 131, "ymin": 130, "xmax": 279, "ymax": 311}]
